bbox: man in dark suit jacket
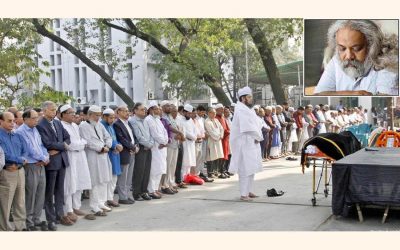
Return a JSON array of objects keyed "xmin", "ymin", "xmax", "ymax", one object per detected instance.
[
  {"xmin": 113, "ymin": 106, "xmax": 138, "ymax": 204},
  {"xmin": 36, "ymin": 101, "xmax": 71, "ymax": 231}
]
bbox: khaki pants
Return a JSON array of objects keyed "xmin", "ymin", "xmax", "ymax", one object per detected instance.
[
  {"xmin": 0, "ymin": 168, "xmax": 26, "ymax": 231},
  {"xmin": 161, "ymin": 147, "xmax": 179, "ymax": 188}
]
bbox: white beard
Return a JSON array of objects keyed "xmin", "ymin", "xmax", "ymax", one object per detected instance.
[{"xmin": 338, "ymin": 55, "xmax": 373, "ymax": 79}]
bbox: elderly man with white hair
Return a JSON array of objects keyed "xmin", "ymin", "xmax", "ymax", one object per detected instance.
[
  {"xmin": 79, "ymin": 105, "xmax": 113, "ymax": 216},
  {"xmin": 59, "ymin": 105, "xmax": 94, "ymax": 221},
  {"xmin": 229, "ymin": 86, "xmax": 263, "ymax": 201},
  {"xmin": 144, "ymin": 101, "xmax": 169, "ymax": 199},
  {"xmin": 314, "ymin": 19, "xmax": 398, "ymax": 95}
]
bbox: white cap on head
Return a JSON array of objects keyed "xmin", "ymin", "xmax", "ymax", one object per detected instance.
[
  {"xmin": 253, "ymin": 105, "xmax": 260, "ymax": 110},
  {"xmin": 238, "ymin": 86, "xmax": 252, "ymax": 97},
  {"xmin": 60, "ymin": 104, "xmax": 72, "ymax": 113},
  {"xmin": 323, "ymin": 105, "xmax": 329, "ymax": 110},
  {"xmin": 103, "ymin": 108, "xmax": 115, "ymax": 115},
  {"xmin": 215, "ymin": 103, "xmax": 224, "ymax": 109},
  {"xmin": 288, "ymin": 107, "xmax": 295, "ymax": 112},
  {"xmin": 315, "ymin": 105, "xmax": 321, "ymax": 109},
  {"xmin": 265, "ymin": 106, "xmax": 272, "ymax": 111},
  {"xmin": 160, "ymin": 100, "xmax": 170, "ymax": 107},
  {"xmin": 148, "ymin": 100, "xmax": 158, "ymax": 109},
  {"xmin": 184, "ymin": 104, "xmax": 194, "ymax": 112},
  {"xmin": 88, "ymin": 105, "xmax": 102, "ymax": 113}
]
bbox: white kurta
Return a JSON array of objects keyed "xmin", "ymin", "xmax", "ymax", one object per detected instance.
[
  {"xmin": 204, "ymin": 118, "xmax": 224, "ymax": 161},
  {"xmin": 79, "ymin": 121, "xmax": 113, "ymax": 187},
  {"xmin": 61, "ymin": 121, "xmax": 92, "ymax": 196},
  {"xmin": 144, "ymin": 115, "xmax": 169, "ymax": 176},
  {"xmin": 316, "ymin": 110, "xmax": 327, "ymax": 134},
  {"xmin": 182, "ymin": 118, "xmax": 197, "ymax": 168},
  {"xmin": 298, "ymin": 118, "xmax": 309, "ymax": 151},
  {"xmin": 229, "ymin": 102, "xmax": 263, "ymax": 177}
]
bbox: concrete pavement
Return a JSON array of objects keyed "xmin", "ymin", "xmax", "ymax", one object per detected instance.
[{"xmin": 57, "ymin": 157, "xmax": 400, "ymax": 231}]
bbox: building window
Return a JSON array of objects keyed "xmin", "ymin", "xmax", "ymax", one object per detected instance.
[
  {"xmin": 54, "ymin": 19, "xmax": 60, "ymax": 29},
  {"xmin": 74, "ymin": 67, "xmax": 80, "ymax": 97},
  {"xmin": 50, "ymin": 40, "xmax": 54, "ymax": 52},
  {"xmin": 50, "ymin": 69, "xmax": 56, "ymax": 89},
  {"xmin": 50, "ymin": 55, "xmax": 55, "ymax": 66},
  {"xmin": 57, "ymin": 69, "xmax": 62, "ymax": 91},
  {"xmin": 56, "ymin": 54, "xmax": 62, "ymax": 65},
  {"xmin": 127, "ymin": 63, "xmax": 133, "ymax": 80},
  {"xmin": 82, "ymin": 67, "xmax": 87, "ymax": 97},
  {"xmin": 126, "ymin": 47, "xmax": 133, "ymax": 59},
  {"xmin": 109, "ymin": 86, "xmax": 114, "ymax": 102},
  {"xmin": 56, "ymin": 31, "xmax": 61, "ymax": 51}
]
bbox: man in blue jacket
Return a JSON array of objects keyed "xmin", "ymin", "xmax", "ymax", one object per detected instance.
[{"xmin": 101, "ymin": 108, "xmax": 123, "ymax": 207}]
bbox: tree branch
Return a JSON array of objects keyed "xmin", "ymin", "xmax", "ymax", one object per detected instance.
[
  {"xmin": 32, "ymin": 19, "xmax": 134, "ymax": 108},
  {"xmin": 168, "ymin": 18, "xmax": 189, "ymax": 37}
]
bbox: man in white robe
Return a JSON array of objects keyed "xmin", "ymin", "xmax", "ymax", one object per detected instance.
[
  {"xmin": 229, "ymin": 87, "xmax": 263, "ymax": 201},
  {"xmin": 79, "ymin": 105, "xmax": 113, "ymax": 216},
  {"xmin": 315, "ymin": 105, "xmax": 327, "ymax": 134},
  {"xmin": 144, "ymin": 101, "xmax": 169, "ymax": 199},
  {"xmin": 181, "ymin": 104, "xmax": 197, "ymax": 179},
  {"xmin": 59, "ymin": 105, "xmax": 94, "ymax": 221}
]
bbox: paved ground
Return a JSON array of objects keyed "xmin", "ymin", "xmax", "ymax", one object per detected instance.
[{"xmin": 57, "ymin": 157, "xmax": 400, "ymax": 231}]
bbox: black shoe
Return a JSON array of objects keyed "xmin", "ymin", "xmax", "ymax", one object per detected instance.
[
  {"xmin": 118, "ymin": 199, "xmax": 134, "ymax": 205},
  {"xmin": 161, "ymin": 188, "xmax": 175, "ymax": 195},
  {"xmin": 149, "ymin": 193, "xmax": 161, "ymax": 199},
  {"xmin": 134, "ymin": 195, "xmax": 144, "ymax": 201},
  {"xmin": 36, "ymin": 221, "xmax": 48, "ymax": 231},
  {"xmin": 218, "ymin": 174, "xmax": 227, "ymax": 179},
  {"xmin": 48, "ymin": 222, "xmax": 57, "ymax": 231},
  {"xmin": 141, "ymin": 193, "xmax": 152, "ymax": 200},
  {"xmin": 223, "ymin": 173, "xmax": 230, "ymax": 178},
  {"xmin": 227, "ymin": 172, "xmax": 234, "ymax": 176}
]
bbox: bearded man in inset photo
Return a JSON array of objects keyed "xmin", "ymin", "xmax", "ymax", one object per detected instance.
[{"xmin": 313, "ymin": 19, "xmax": 398, "ymax": 96}]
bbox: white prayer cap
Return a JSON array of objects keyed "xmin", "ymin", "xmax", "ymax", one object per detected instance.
[
  {"xmin": 253, "ymin": 105, "xmax": 260, "ymax": 110},
  {"xmin": 103, "ymin": 108, "xmax": 115, "ymax": 115},
  {"xmin": 148, "ymin": 100, "xmax": 158, "ymax": 109},
  {"xmin": 265, "ymin": 106, "xmax": 272, "ymax": 111},
  {"xmin": 215, "ymin": 103, "xmax": 224, "ymax": 109},
  {"xmin": 288, "ymin": 107, "xmax": 295, "ymax": 112},
  {"xmin": 160, "ymin": 100, "xmax": 170, "ymax": 107},
  {"xmin": 323, "ymin": 105, "xmax": 330, "ymax": 110},
  {"xmin": 183, "ymin": 104, "xmax": 194, "ymax": 112},
  {"xmin": 59, "ymin": 104, "xmax": 72, "ymax": 113},
  {"xmin": 238, "ymin": 86, "xmax": 252, "ymax": 97},
  {"xmin": 88, "ymin": 105, "xmax": 102, "ymax": 113},
  {"xmin": 315, "ymin": 105, "xmax": 321, "ymax": 109},
  {"xmin": 276, "ymin": 105, "xmax": 283, "ymax": 109},
  {"xmin": 339, "ymin": 109, "xmax": 344, "ymax": 112}
]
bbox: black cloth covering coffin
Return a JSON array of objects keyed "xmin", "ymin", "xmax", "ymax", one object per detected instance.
[{"xmin": 301, "ymin": 131, "xmax": 361, "ymax": 166}]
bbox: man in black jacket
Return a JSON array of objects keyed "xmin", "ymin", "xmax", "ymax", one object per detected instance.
[
  {"xmin": 113, "ymin": 106, "xmax": 138, "ymax": 204},
  {"xmin": 36, "ymin": 101, "xmax": 71, "ymax": 231}
]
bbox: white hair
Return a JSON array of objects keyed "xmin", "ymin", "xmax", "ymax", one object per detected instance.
[
  {"xmin": 323, "ymin": 20, "xmax": 398, "ymax": 72},
  {"xmin": 42, "ymin": 101, "xmax": 55, "ymax": 111}
]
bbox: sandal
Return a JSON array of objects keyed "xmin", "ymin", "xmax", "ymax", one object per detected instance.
[
  {"xmin": 92, "ymin": 210, "xmax": 107, "ymax": 216},
  {"xmin": 248, "ymin": 193, "xmax": 259, "ymax": 198}
]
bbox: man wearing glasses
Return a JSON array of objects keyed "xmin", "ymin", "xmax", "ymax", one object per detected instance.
[{"xmin": 16, "ymin": 109, "xmax": 50, "ymax": 231}]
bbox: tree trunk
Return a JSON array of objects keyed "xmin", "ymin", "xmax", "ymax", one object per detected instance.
[
  {"xmin": 32, "ymin": 19, "xmax": 135, "ymax": 109},
  {"xmin": 245, "ymin": 19, "xmax": 287, "ymax": 105}
]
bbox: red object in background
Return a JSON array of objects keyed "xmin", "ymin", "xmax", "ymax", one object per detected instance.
[{"xmin": 184, "ymin": 174, "xmax": 205, "ymax": 185}]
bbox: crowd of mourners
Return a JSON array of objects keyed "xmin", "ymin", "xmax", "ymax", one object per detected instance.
[{"xmin": 0, "ymin": 98, "xmax": 371, "ymax": 231}]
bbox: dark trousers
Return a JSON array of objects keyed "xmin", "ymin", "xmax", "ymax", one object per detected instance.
[
  {"xmin": 132, "ymin": 147, "xmax": 152, "ymax": 196},
  {"xmin": 44, "ymin": 167, "xmax": 66, "ymax": 223},
  {"xmin": 224, "ymin": 155, "xmax": 231, "ymax": 172},
  {"xmin": 175, "ymin": 144, "xmax": 183, "ymax": 184},
  {"xmin": 261, "ymin": 131, "xmax": 270, "ymax": 158}
]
